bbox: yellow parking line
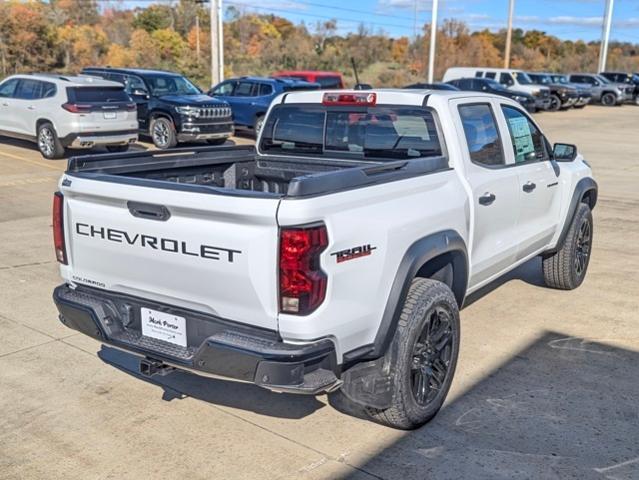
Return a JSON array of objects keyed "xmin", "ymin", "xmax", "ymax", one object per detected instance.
[{"xmin": 0, "ymin": 150, "xmax": 61, "ymax": 170}]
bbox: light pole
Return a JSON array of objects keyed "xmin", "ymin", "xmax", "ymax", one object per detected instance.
[
  {"xmin": 427, "ymin": 0, "xmax": 438, "ymax": 83},
  {"xmin": 598, "ymin": 0, "xmax": 614, "ymax": 72},
  {"xmin": 210, "ymin": 0, "xmax": 224, "ymax": 87},
  {"xmin": 504, "ymin": 0, "xmax": 515, "ymax": 68}
]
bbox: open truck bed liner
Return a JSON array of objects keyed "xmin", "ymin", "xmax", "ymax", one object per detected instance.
[{"xmin": 66, "ymin": 145, "xmax": 450, "ymax": 198}]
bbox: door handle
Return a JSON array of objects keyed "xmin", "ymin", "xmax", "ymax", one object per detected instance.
[
  {"xmin": 1, "ymin": 102, "xmax": 8, "ymax": 107},
  {"xmin": 522, "ymin": 181, "xmax": 537, "ymax": 193},
  {"xmin": 27, "ymin": 105, "xmax": 35, "ymax": 110},
  {"xmin": 478, "ymin": 192, "xmax": 496, "ymax": 206}
]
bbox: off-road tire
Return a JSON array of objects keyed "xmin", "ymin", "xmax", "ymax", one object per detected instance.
[
  {"xmin": 548, "ymin": 94, "xmax": 562, "ymax": 112},
  {"xmin": 37, "ymin": 122, "xmax": 65, "ymax": 159},
  {"xmin": 543, "ymin": 203, "xmax": 593, "ymax": 290},
  {"xmin": 365, "ymin": 278, "xmax": 460, "ymax": 430},
  {"xmin": 106, "ymin": 145, "xmax": 129, "ymax": 153},
  {"xmin": 150, "ymin": 117, "xmax": 177, "ymax": 149},
  {"xmin": 601, "ymin": 92, "xmax": 617, "ymax": 106},
  {"xmin": 206, "ymin": 138, "xmax": 227, "ymax": 146}
]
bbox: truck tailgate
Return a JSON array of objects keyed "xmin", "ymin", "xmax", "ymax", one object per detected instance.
[{"xmin": 60, "ymin": 176, "xmax": 280, "ymax": 330}]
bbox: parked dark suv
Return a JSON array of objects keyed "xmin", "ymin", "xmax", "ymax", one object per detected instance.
[
  {"xmin": 527, "ymin": 73, "xmax": 579, "ymax": 111},
  {"xmin": 447, "ymin": 77, "xmax": 536, "ymax": 112},
  {"xmin": 209, "ymin": 76, "xmax": 319, "ymax": 135},
  {"xmin": 83, "ymin": 67, "xmax": 234, "ymax": 149},
  {"xmin": 600, "ymin": 72, "xmax": 639, "ymax": 104}
]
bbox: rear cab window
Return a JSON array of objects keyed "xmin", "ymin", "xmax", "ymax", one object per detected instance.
[
  {"xmin": 67, "ymin": 87, "xmax": 130, "ymax": 103},
  {"xmin": 260, "ymin": 104, "xmax": 443, "ymax": 161}
]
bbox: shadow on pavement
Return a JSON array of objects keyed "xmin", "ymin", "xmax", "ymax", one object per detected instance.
[
  {"xmin": 464, "ymin": 256, "xmax": 546, "ymax": 308},
  {"xmin": 97, "ymin": 345, "xmax": 326, "ymax": 420},
  {"xmin": 338, "ymin": 331, "xmax": 639, "ymax": 480}
]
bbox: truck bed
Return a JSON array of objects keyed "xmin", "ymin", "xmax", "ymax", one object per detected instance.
[{"xmin": 66, "ymin": 145, "xmax": 450, "ymax": 198}]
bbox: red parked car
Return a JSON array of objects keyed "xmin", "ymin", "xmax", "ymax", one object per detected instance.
[{"xmin": 272, "ymin": 70, "xmax": 345, "ymax": 89}]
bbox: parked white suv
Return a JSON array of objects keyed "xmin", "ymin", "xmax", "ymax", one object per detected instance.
[{"xmin": 0, "ymin": 74, "xmax": 138, "ymax": 159}]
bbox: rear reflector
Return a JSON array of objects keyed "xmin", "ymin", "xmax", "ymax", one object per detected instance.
[
  {"xmin": 322, "ymin": 92, "xmax": 376, "ymax": 106},
  {"xmin": 279, "ymin": 225, "xmax": 328, "ymax": 315},
  {"xmin": 62, "ymin": 103, "xmax": 92, "ymax": 114},
  {"xmin": 53, "ymin": 192, "xmax": 67, "ymax": 264}
]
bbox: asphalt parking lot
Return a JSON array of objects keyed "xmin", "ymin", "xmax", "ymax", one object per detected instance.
[{"xmin": 1, "ymin": 107, "xmax": 638, "ymax": 480}]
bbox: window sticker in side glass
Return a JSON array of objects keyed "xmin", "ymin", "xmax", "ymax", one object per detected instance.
[{"xmin": 507, "ymin": 116, "xmax": 534, "ymax": 163}]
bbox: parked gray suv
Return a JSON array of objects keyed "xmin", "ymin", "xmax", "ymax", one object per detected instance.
[{"xmin": 568, "ymin": 73, "xmax": 634, "ymax": 106}]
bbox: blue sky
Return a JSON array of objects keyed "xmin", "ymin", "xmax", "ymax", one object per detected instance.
[{"xmin": 221, "ymin": 0, "xmax": 639, "ymax": 43}]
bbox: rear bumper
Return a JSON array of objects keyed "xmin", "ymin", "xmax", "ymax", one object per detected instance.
[
  {"xmin": 53, "ymin": 284, "xmax": 340, "ymax": 394},
  {"xmin": 61, "ymin": 130, "xmax": 138, "ymax": 148}
]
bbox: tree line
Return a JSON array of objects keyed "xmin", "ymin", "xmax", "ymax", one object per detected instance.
[{"xmin": 1, "ymin": 0, "xmax": 637, "ymax": 88}]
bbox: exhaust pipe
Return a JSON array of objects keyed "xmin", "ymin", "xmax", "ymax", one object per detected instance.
[{"xmin": 139, "ymin": 358, "xmax": 175, "ymax": 377}]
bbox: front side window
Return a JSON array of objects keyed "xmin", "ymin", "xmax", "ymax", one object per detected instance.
[
  {"xmin": 0, "ymin": 78, "xmax": 20, "ymax": 98},
  {"xmin": 212, "ymin": 81, "xmax": 235, "ymax": 96},
  {"xmin": 458, "ymin": 103, "xmax": 505, "ymax": 167},
  {"xmin": 260, "ymin": 105, "xmax": 443, "ymax": 161},
  {"xmin": 501, "ymin": 105, "xmax": 548, "ymax": 164},
  {"xmin": 144, "ymin": 74, "xmax": 200, "ymax": 96}
]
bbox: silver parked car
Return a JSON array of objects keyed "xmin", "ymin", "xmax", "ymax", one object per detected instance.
[
  {"xmin": 0, "ymin": 74, "xmax": 138, "ymax": 159},
  {"xmin": 568, "ymin": 73, "xmax": 634, "ymax": 106}
]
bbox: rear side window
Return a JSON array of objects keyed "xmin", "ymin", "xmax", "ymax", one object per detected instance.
[
  {"xmin": 458, "ymin": 103, "xmax": 505, "ymax": 167},
  {"xmin": 500, "ymin": 73, "xmax": 514, "ymax": 86},
  {"xmin": 260, "ymin": 105, "xmax": 443, "ymax": 161},
  {"xmin": 15, "ymin": 79, "xmax": 44, "ymax": 100},
  {"xmin": 485, "ymin": 72, "xmax": 496, "ymax": 79},
  {"xmin": 258, "ymin": 83, "xmax": 273, "ymax": 96},
  {"xmin": 475, "ymin": 71, "xmax": 484, "ymax": 78},
  {"xmin": 67, "ymin": 87, "xmax": 130, "ymax": 103},
  {"xmin": 501, "ymin": 105, "xmax": 548, "ymax": 164},
  {"xmin": 234, "ymin": 82, "xmax": 255, "ymax": 96}
]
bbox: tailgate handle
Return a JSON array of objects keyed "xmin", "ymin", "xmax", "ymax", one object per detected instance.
[{"xmin": 127, "ymin": 201, "xmax": 171, "ymax": 221}]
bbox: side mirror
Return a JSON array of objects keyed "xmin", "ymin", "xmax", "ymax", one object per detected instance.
[
  {"xmin": 132, "ymin": 89, "xmax": 149, "ymax": 99},
  {"xmin": 553, "ymin": 143, "xmax": 577, "ymax": 162}
]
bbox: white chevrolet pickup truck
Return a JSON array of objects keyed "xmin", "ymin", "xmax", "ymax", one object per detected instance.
[{"xmin": 53, "ymin": 89, "xmax": 597, "ymax": 429}]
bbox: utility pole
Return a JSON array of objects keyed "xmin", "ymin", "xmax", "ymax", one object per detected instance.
[
  {"xmin": 413, "ymin": 0, "xmax": 417, "ymax": 40},
  {"xmin": 504, "ymin": 0, "xmax": 515, "ymax": 68},
  {"xmin": 427, "ymin": 0, "xmax": 438, "ymax": 83},
  {"xmin": 598, "ymin": 0, "xmax": 614, "ymax": 72},
  {"xmin": 195, "ymin": 14, "xmax": 200, "ymax": 61},
  {"xmin": 210, "ymin": 0, "xmax": 224, "ymax": 87}
]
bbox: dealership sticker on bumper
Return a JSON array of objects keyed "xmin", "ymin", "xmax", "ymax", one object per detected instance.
[{"xmin": 141, "ymin": 308, "xmax": 187, "ymax": 347}]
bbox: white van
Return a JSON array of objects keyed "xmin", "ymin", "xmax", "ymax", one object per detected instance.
[{"xmin": 443, "ymin": 67, "xmax": 551, "ymax": 110}]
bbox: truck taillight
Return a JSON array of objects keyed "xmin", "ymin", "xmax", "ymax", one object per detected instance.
[
  {"xmin": 322, "ymin": 92, "xmax": 376, "ymax": 106},
  {"xmin": 279, "ymin": 225, "xmax": 328, "ymax": 315},
  {"xmin": 53, "ymin": 192, "xmax": 67, "ymax": 264}
]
